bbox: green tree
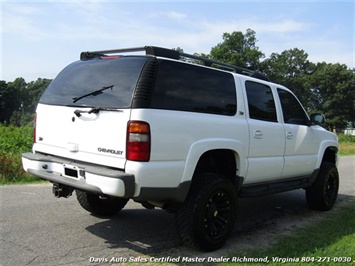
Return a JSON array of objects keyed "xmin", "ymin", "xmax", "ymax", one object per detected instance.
[
  {"xmin": 27, "ymin": 78, "xmax": 52, "ymax": 112},
  {"xmin": 0, "ymin": 77, "xmax": 51, "ymax": 126},
  {"xmin": 6, "ymin": 78, "xmax": 28, "ymax": 126},
  {"xmin": 0, "ymin": 79, "xmax": 24, "ymax": 124},
  {"xmin": 210, "ymin": 29, "xmax": 265, "ymax": 69},
  {"xmin": 305, "ymin": 63, "xmax": 355, "ymax": 130},
  {"xmin": 0, "ymin": 80, "xmax": 9, "ymax": 123},
  {"xmin": 261, "ymin": 48, "xmax": 315, "ymax": 107}
]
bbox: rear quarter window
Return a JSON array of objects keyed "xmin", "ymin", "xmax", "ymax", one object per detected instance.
[{"xmin": 150, "ymin": 60, "xmax": 236, "ymax": 116}]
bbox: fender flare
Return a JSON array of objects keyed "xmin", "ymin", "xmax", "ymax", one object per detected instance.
[
  {"xmin": 180, "ymin": 138, "xmax": 248, "ymax": 183},
  {"xmin": 316, "ymin": 140, "xmax": 339, "ymax": 168}
]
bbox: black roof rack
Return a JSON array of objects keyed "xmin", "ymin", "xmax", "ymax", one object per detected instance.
[{"xmin": 80, "ymin": 46, "xmax": 270, "ymax": 81}]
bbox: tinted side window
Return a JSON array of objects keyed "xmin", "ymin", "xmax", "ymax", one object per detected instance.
[
  {"xmin": 151, "ymin": 60, "xmax": 236, "ymax": 116},
  {"xmin": 245, "ymin": 81, "xmax": 277, "ymax": 122},
  {"xmin": 278, "ymin": 89, "xmax": 309, "ymax": 125}
]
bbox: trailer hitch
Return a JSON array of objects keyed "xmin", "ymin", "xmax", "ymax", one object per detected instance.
[{"xmin": 52, "ymin": 183, "xmax": 74, "ymax": 198}]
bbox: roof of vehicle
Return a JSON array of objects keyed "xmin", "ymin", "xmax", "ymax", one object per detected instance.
[{"xmin": 80, "ymin": 46, "xmax": 270, "ymax": 82}]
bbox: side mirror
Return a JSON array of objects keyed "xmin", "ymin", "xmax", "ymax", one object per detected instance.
[{"xmin": 310, "ymin": 113, "xmax": 325, "ymax": 125}]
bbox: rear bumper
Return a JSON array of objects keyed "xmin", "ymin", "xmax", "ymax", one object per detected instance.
[{"xmin": 22, "ymin": 152, "xmax": 135, "ymax": 198}]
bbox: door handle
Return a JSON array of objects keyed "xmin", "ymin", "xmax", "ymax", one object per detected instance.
[
  {"xmin": 286, "ymin": 131, "xmax": 293, "ymax": 140},
  {"xmin": 253, "ymin": 130, "xmax": 263, "ymax": 139}
]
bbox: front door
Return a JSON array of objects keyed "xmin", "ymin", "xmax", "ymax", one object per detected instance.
[{"xmin": 277, "ymin": 88, "xmax": 319, "ymax": 178}]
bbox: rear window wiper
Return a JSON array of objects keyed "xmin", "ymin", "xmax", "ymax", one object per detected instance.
[
  {"xmin": 74, "ymin": 107, "xmax": 123, "ymax": 117},
  {"xmin": 72, "ymin": 85, "xmax": 114, "ymax": 103}
]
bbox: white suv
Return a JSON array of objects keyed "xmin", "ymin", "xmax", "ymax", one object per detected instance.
[{"xmin": 22, "ymin": 46, "xmax": 339, "ymax": 251}]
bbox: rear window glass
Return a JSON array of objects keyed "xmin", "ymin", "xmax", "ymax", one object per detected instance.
[
  {"xmin": 39, "ymin": 56, "xmax": 148, "ymax": 108},
  {"xmin": 151, "ymin": 60, "xmax": 236, "ymax": 116}
]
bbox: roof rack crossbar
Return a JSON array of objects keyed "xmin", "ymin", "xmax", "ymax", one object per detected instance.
[
  {"xmin": 80, "ymin": 46, "xmax": 270, "ymax": 81},
  {"xmin": 180, "ymin": 52, "xmax": 253, "ymax": 75},
  {"xmin": 80, "ymin": 46, "xmax": 180, "ymax": 60},
  {"xmin": 80, "ymin": 46, "xmax": 146, "ymax": 60}
]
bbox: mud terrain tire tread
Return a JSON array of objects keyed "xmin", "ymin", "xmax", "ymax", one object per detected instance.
[
  {"xmin": 306, "ymin": 162, "xmax": 339, "ymax": 211},
  {"xmin": 176, "ymin": 173, "xmax": 237, "ymax": 251}
]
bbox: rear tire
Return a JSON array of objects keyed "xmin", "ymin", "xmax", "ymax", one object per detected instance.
[
  {"xmin": 306, "ymin": 162, "xmax": 339, "ymax": 211},
  {"xmin": 176, "ymin": 173, "xmax": 237, "ymax": 251},
  {"xmin": 76, "ymin": 190, "xmax": 128, "ymax": 216}
]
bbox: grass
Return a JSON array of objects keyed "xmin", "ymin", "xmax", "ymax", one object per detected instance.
[
  {"xmin": 226, "ymin": 197, "xmax": 355, "ymax": 266},
  {"xmin": 338, "ymin": 134, "xmax": 355, "ymax": 156},
  {"xmin": 0, "ymin": 125, "xmax": 35, "ymax": 184},
  {"xmin": 339, "ymin": 142, "xmax": 355, "ymax": 156},
  {"xmin": 0, "ymin": 152, "xmax": 42, "ymax": 185}
]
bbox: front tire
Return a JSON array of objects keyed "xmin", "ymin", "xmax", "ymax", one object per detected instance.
[
  {"xmin": 76, "ymin": 190, "xmax": 129, "ymax": 216},
  {"xmin": 306, "ymin": 162, "xmax": 339, "ymax": 211},
  {"xmin": 176, "ymin": 173, "xmax": 237, "ymax": 251}
]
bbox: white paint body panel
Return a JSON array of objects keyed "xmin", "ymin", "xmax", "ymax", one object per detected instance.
[{"xmin": 24, "ymin": 66, "xmax": 338, "ymax": 199}]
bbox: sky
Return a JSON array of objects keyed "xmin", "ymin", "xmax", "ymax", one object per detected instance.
[{"xmin": 1, "ymin": 0, "xmax": 354, "ymax": 82}]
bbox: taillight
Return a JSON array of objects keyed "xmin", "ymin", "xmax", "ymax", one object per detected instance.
[
  {"xmin": 33, "ymin": 114, "xmax": 37, "ymax": 143},
  {"xmin": 126, "ymin": 121, "xmax": 150, "ymax": 161}
]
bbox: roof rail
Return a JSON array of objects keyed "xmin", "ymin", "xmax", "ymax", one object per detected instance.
[{"xmin": 80, "ymin": 46, "xmax": 270, "ymax": 81}]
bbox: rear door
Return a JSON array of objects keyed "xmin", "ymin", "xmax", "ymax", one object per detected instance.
[
  {"xmin": 244, "ymin": 80, "xmax": 285, "ymax": 184},
  {"xmin": 33, "ymin": 56, "xmax": 149, "ymax": 169},
  {"xmin": 35, "ymin": 105, "xmax": 130, "ymax": 169}
]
